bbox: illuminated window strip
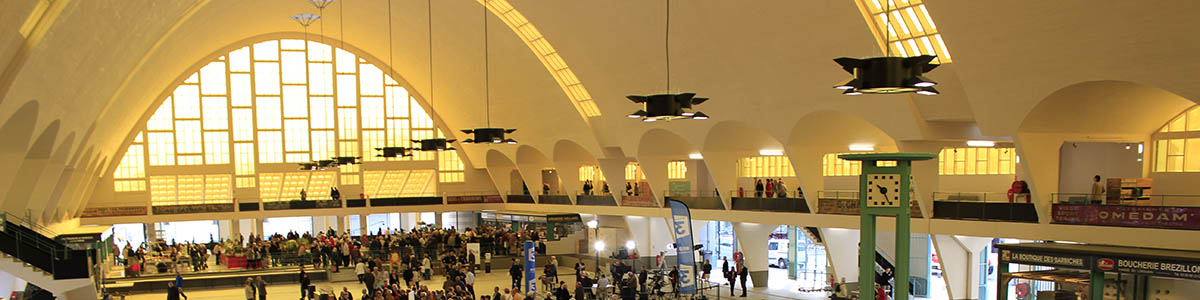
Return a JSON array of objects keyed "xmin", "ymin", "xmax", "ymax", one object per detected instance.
[
  {"xmin": 438, "ymin": 150, "xmax": 465, "ymax": 183},
  {"xmin": 822, "ymin": 153, "xmax": 896, "ymax": 176},
  {"xmin": 738, "ymin": 156, "xmax": 797, "ymax": 178},
  {"xmin": 855, "ymin": 0, "xmax": 952, "ymax": 63},
  {"xmin": 667, "ymin": 161, "xmax": 687, "ymax": 180},
  {"xmin": 937, "ymin": 147, "xmax": 1016, "ymax": 175},
  {"xmin": 624, "ymin": 162, "xmax": 645, "ymax": 181},
  {"xmin": 479, "ymin": 0, "xmax": 601, "ymax": 117}
]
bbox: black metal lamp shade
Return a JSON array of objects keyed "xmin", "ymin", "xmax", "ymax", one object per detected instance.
[{"xmin": 833, "ymin": 55, "xmax": 939, "ymax": 95}]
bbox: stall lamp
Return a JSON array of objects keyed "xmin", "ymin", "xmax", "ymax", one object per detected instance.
[
  {"xmin": 626, "ymin": 240, "xmax": 636, "ymax": 250},
  {"xmin": 587, "ymin": 219, "xmax": 598, "ymax": 229},
  {"xmin": 848, "ymin": 144, "xmax": 875, "ymax": 152},
  {"xmin": 688, "ymin": 153, "xmax": 704, "ymax": 159},
  {"xmin": 1138, "ymin": 144, "xmax": 1144, "ymax": 154},
  {"xmin": 594, "ymin": 241, "xmax": 606, "ymax": 252},
  {"xmin": 966, "ymin": 140, "xmax": 996, "ymax": 147}
]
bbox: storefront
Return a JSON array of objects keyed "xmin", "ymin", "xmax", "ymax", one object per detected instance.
[
  {"xmin": 479, "ymin": 211, "xmax": 582, "ymax": 240},
  {"xmin": 996, "ymin": 243, "xmax": 1200, "ymax": 300}
]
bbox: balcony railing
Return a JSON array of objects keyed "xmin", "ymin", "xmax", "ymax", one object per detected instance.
[
  {"xmin": 664, "ymin": 191, "xmax": 724, "ymax": 210},
  {"xmin": 1051, "ymin": 193, "xmax": 1200, "ymax": 230},
  {"xmin": 932, "ymin": 192, "xmax": 1037, "ymax": 223},
  {"xmin": 539, "ymin": 194, "xmax": 573, "ymax": 205},
  {"xmin": 576, "ymin": 195, "xmax": 618, "ymax": 206},
  {"xmin": 730, "ymin": 190, "xmax": 809, "ymax": 212},
  {"xmin": 816, "ymin": 190, "xmax": 922, "ymax": 217}
]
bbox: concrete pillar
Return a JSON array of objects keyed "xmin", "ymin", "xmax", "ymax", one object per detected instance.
[
  {"xmin": 359, "ymin": 214, "xmax": 369, "ymax": 235},
  {"xmin": 255, "ymin": 218, "xmax": 265, "ymax": 237},
  {"xmin": 336, "ymin": 215, "xmax": 346, "ymax": 233},
  {"xmin": 145, "ymin": 223, "xmax": 156, "ymax": 241},
  {"xmin": 313, "ymin": 216, "xmax": 328, "ymax": 234},
  {"xmin": 434, "ymin": 212, "xmax": 443, "ymax": 228},
  {"xmin": 932, "ymin": 234, "xmax": 968, "ymax": 300},
  {"xmin": 228, "ymin": 219, "xmax": 240, "ymax": 241},
  {"xmin": 731, "ymin": 222, "xmax": 780, "ymax": 287}
]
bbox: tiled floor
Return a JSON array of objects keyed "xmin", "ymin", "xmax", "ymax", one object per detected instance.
[{"xmin": 118, "ymin": 268, "xmax": 833, "ymax": 300}]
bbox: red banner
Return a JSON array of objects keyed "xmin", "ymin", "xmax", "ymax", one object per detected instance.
[{"xmin": 1052, "ymin": 204, "xmax": 1200, "ymax": 230}]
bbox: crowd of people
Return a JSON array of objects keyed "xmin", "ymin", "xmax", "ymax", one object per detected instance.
[{"xmin": 752, "ymin": 178, "xmax": 801, "ymax": 198}]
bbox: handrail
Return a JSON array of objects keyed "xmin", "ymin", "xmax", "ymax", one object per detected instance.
[
  {"xmin": 1051, "ymin": 193, "xmax": 1200, "ymax": 207},
  {"xmin": 932, "ymin": 192, "xmax": 1029, "ymax": 203},
  {"xmin": 817, "ymin": 190, "xmax": 859, "ymax": 200}
]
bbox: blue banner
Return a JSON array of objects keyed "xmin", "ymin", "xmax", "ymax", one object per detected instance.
[
  {"xmin": 524, "ymin": 241, "xmax": 537, "ymax": 295},
  {"xmin": 668, "ymin": 200, "xmax": 697, "ymax": 294}
]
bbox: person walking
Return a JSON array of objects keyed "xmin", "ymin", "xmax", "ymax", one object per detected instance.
[
  {"xmin": 754, "ymin": 180, "xmax": 764, "ymax": 197},
  {"xmin": 255, "ymin": 276, "xmax": 268, "ymax": 300},
  {"xmin": 737, "ymin": 264, "xmax": 749, "ymax": 297},
  {"xmin": 1090, "ymin": 175, "xmax": 1106, "ymax": 204},
  {"xmin": 465, "ymin": 268, "xmax": 476, "ymax": 297},
  {"xmin": 167, "ymin": 281, "xmax": 187, "ymax": 300},
  {"xmin": 510, "ymin": 258, "xmax": 524, "ymax": 291},
  {"xmin": 244, "ymin": 278, "xmax": 256, "ymax": 300},
  {"xmin": 300, "ymin": 273, "xmax": 312, "ymax": 300}
]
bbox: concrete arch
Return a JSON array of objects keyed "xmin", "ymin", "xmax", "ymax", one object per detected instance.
[
  {"xmin": 70, "ymin": 156, "xmax": 108, "ymax": 219},
  {"xmin": 1015, "ymin": 80, "xmax": 1194, "ymax": 222},
  {"xmin": 553, "ymin": 140, "xmax": 602, "ymax": 203},
  {"xmin": 786, "ymin": 110, "xmax": 899, "ymax": 211},
  {"xmin": 3, "ymin": 120, "xmax": 60, "ymax": 215},
  {"xmin": 27, "ymin": 131, "xmax": 76, "ymax": 223},
  {"xmin": 636, "ymin": 129, "xmax": 703, "ymax": 206},
  {"xmin": 703, "ymin": 121, "xmax": 787, "ymax": 209},
  {"xmin": 485, "ymin": 149, "xmax": 519, "ymax": 198},
  {"xmin": 48, "ymin": 146, "xmax": 95, "ymax": 222},
  {"xmin": 515, "ymin": 145, "xmax": 555, "ymax": 202}
]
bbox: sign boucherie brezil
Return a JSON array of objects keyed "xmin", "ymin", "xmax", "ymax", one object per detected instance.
[{"xmin": 1100, "ymin": 257, "xmax": 1200, "ymax": 280}]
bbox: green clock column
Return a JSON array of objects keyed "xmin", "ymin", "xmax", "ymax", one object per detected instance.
[{"xmin": 839, "ymin": 152, "xmax": 936, "ymax": 300}]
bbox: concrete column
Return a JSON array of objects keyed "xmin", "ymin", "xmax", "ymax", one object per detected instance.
[
  {"xmin": 255, "ymin": 218, "xmax": 265, "ymax": 237},
  {"xmin": 731, "ymin": 222, "xmax": 779, "ymax": 287},
  {"xmin": 359, "ymin": 214, "xmax": 368, "ymax": 235},
  {"xmin": 898, "ymin": 141, "xmax": 946, "ymax": 217},
  {"xmin": 335, "ymin": 215, "xmax": 346, "ymax": 233},
  {"xmin": 312, "ymin": 215, "xmax": 328, "ymax": 234},
  {"xmin": 228, "ymin": 219, "xmax": 240, "ymax": 241},
  {"xmin": 434, "ymin": 212, "xmax": 443, "ymax": 228},
  {"xmin": 145, "ymin": 223, "xmax": 157, "ymax": 241}
]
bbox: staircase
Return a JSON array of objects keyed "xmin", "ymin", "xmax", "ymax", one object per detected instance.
[
  {"xmin": 873, "ymin": 250, "xmax": 926, "ymax": 297},
  {"xmin": 0, "ymin": 214, "xmax": 97, "ymax": 298}
]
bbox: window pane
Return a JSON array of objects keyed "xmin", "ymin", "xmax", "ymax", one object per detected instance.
[
  {"xmin": 1187, "ymin": 139, "xmax": 1200, "ymax": 172},
  {"xmin": 254, "ymin": 62, "xmax": 280, "ymax": 95},
  {"xmin": 173, "ymin": 85, "xmax": 201, "ymax": 119},
  {"xmin": 199, "ymin": 61, "xmax": 227, "ymax": 95},
  {"xmin": 201, "ymin": 96, "xmax": 228, "ymax": 130},
  {"xmin": 282, "ymin": 85, "xmax": 309, "ymax": 118},
  {"xmin": 280, "ymin": 51, "xmax": 307, "ymax": 84},
  {"xmin": 256, "ymin": 97, "xmax": 281, "ymax": 129},
  {"xmin": 230, "ymin": 73, "xmax": 252, "ymax": 106}
]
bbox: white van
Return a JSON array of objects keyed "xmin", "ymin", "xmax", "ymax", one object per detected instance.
[{"xmin": 767, "ymin": 239, "xmax": 788, "ymax": 268}]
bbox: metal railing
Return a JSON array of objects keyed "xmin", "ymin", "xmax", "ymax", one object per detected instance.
[
  {"xmin": 1051, "ymin": 193, "xmax": 1200, "ymax": 207},
  {"xmin": 932, "ymin": 192, "xmax": 1029, "ymax": 203},
  {"xmin": 817, "ymin": 190, "xmax": 859, "ymax": 200},
  {"xmin": 0, "ymin": 212, "xmax": 88, "ymax": 279}
]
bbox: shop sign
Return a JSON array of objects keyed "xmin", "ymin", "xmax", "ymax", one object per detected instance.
[
  {"xmin": 546, "ymin": 214, "xmax": 582, "ymax": 223},
  {"xmin": 1052, "ymin": 204, "xmax": 1200, "ymax": 230},
  {"xmin": 446, "ymin": 195, "xmax": 485, "ymax": 204},
  {"xmin": 1001, "ymin": 249, "xmax": 1090, "ymax": 269},
  {"xmin": 1102, "ymin": 257, "xmax": 1200, "ymax": 280}
]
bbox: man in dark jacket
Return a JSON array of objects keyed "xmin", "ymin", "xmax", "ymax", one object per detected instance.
[
  {"xmin": 738, "ymin": 265, "xmax": 749, "ymax": 297},
  {"xmin": 510, "ymin": 258, "xmax": 524, "ymax": 291},
  {"xmin": 167, "ymin": 281, "xmax": 187, "ymax": 300}
]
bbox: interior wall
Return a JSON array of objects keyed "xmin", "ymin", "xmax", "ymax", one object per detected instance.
[
  {"xmin": 938, "ymin": 175, "xmax": 1015, "ymax": 196},
  {"xmin": 1145, "ymin": 277, "xmax": 1200, "ymax": 300},
  {"xmin": 824, "ymin": 176, "xmax": 858, "ymax": 191},
  {"xmin": 1058, "ymin": 142, "xmax": 1143, "ymax": 194}
]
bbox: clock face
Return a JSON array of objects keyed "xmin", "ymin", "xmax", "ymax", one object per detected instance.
[{"xmin": 867, "ymin": 173, "xmax": 902, "ymax": 207}]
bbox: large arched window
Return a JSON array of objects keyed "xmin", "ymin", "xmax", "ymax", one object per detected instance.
[
  {"xmin": 112, "ymin": 38, "xmax": 464, "ymax": 206},
  {"xmin": 1153, "ymin": 105, "xmax": 1200, "ymax": 172}
]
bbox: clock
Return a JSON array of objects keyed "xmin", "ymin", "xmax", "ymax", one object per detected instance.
[{"xmin": 867, "ymin": 173, "xmax": 901, "ymax": 207}]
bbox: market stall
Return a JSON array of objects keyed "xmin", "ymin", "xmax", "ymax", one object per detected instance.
[{"xmin": 997, "ymin": 243, "xmax": 1200, "ymax": 300}]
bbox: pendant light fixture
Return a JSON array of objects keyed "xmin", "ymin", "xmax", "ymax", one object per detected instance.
[
  {"xmin": 462, "ymin": 1, "xmax": 518, "ymax": 144},
  {"xmin": 626, "ymin": 0, "xmax": 709, "ymax": 122},
  {"xmin": 833, "ymin": 0, "xmax": 939, "ymax": 95},
  {"xmin": 410, "ymin": 0, "xmax": 455, "ymax": 151}
]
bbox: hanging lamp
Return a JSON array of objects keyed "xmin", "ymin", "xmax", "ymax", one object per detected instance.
[
  {"xmin": 627, "ymin": 0, "xmax": 709, "ymax": 122},
  {"xmin": 833, "ymin": 0, "xmax": 939, "ymax": 95},
  {"xmin": 462, "ymin": 1, "xmax": 517, "ymax": 144}
]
